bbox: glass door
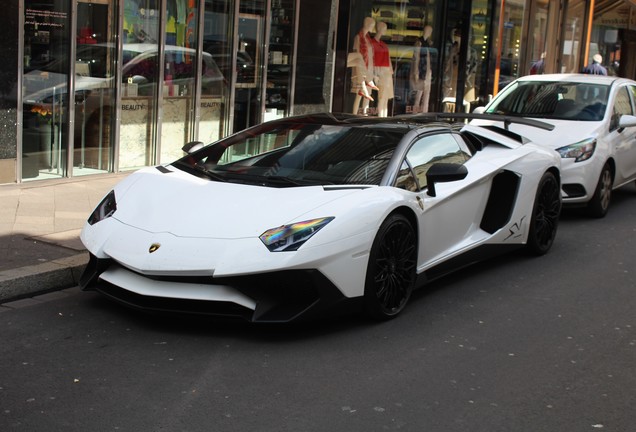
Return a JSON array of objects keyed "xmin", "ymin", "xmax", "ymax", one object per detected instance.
[
  {"xmin": 73, "ymin": 0, "xmax": 119, "ymax": 176},
  {"xmin": 232, "ymin": 0, "xmax": 297, "ymax": 133},
  {"xmin": 22, "ymin": 0, "xmax": 72, "ymax": 180},
  {"xmin": 201, "ymin": 0, "xmax": 234, "ymax": 143},
  {"xmin": 264, "ymin": 0, "xmax": 296, "ymax": 122},
  {"xmin": 119, "ymin": 0, "xmax": 161, "ymax": 170},
  {"xmin": 159, "ymin": 0, "xmax": 200, "ymax": 164},
  {"xmin": 233, "ymin": 4, "xmax": 266, "ymax": 133}
]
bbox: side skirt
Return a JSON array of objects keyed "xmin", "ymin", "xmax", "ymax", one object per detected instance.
[{"xmin": 415, "ymin": 243, "xmax": 522, "ymax": 288}]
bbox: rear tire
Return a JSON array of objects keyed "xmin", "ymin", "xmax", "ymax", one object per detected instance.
[
  {"xmin": 527, "ymin": 171, "xmax": 561, "ymax": 255},
  {"xmin": 364, "ymin": 213, "xmax": 417, "ymax": 320},
  {"xmin": 587, "ymin": 163, "xmax": 612, "ymax": 218}
]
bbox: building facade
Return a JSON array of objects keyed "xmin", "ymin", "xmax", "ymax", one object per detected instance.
[{"xmin": 1, "ymin": 0, "xmax": 635, "ymax": 184}]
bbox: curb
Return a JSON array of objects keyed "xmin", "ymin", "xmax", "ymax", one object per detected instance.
[{"xmin": 0, "ymin": 253, "xmax": 88, "ymax": 303}]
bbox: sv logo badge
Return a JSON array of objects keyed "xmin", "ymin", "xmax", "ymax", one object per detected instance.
[{"xmin": 149, "ymin": 243, "xmax": 161, "ymax": 253}]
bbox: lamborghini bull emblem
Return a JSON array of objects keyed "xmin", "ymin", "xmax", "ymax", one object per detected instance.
[{"xmin": 149, "ymin": 243, "xmax": 161, "ymax": 253}]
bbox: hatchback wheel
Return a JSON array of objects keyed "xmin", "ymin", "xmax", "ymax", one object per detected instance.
[{"xmin": 587, "ymin": 163, "xmax": 612, "ymax": 218}]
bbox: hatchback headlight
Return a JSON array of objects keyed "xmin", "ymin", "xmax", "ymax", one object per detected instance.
[
  {"xmin": 260, "ymin": 217, "xmax": 334, "ymax": 252},
  {"xmin": 87, "ymin": 190, "xmax": 117, "ymax": 225},
  {"xmin": 556, "ymin": 138, "xmax": 596, "ymax": 162}
]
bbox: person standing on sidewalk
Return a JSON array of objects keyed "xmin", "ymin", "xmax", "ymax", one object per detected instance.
[{"xmin": 582, "ymin": 54, "xmax": 607, "ymax": 75}]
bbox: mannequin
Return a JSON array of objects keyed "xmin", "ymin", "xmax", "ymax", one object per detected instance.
[
  {"xmin": 349, "ymin": 17, "xmax": 378, "ymax": 115},
  {"xmin": 443, "ymin": 28, "xmax": 461, "ymax": 99},
  {"xmin": 464, "ymin": 40, "xmax": 479, "ymax": 103},
  {"xmin": 410, "ymin": 25, "xmax": 433, "ymax": 113},
  {"xmin": 371, "ymin": 21, "xmax": 393, "ymax": 117}
]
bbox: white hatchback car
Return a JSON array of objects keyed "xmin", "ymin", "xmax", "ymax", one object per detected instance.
[{"xmin": 474, "ymin": 74, "xmax": 636, "ymax": 217}]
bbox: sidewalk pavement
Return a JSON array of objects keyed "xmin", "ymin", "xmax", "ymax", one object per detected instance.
[{"xmin": 0, "ymin": 173, "xmax": 129, "ymax": 303}]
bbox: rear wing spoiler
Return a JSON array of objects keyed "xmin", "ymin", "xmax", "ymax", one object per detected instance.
[{"xmin": 396, "ymin": 112, "xmax": 555, "ymax": 132}]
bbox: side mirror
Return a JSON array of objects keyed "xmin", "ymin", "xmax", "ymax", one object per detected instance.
[
  {"xmin": 618, "ymin": 114, "xmax": 636, "ymax": 132},
  {"xmin": 426, "ymin": 163, "xmax": 468, "ymax": 197},
  {"xmin": 182, "ymin": 141, "xmax": 204, "ymax": 154},
  {"xmin": 472, "ymin": 106, "xmax": 486, "ymax": 114}
]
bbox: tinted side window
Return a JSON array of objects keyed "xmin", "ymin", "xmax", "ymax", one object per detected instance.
[{"xmin": 396, "ymin": 133, "xmax": 470, "ymax": 191}]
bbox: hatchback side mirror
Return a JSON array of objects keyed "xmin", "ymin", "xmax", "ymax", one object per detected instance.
[{"xmin": 618, "ymin": 114, "xmax": 636, "ymax": 132}]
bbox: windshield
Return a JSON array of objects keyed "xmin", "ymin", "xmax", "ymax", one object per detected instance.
[
  {"xmin": 173, "ymin": 122, "xmax": 405, "ymax": 187},
  {"xmin": 486, "ymin": 81, "xmax": 609, "ymax": 121}
]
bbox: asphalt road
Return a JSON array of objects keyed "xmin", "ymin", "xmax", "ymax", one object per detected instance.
[{"xmin": 2, "ymin": 186, "xmax": 636, "ymax": 432}]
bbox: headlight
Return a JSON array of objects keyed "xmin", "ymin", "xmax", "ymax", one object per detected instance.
[
  {"xmin": 260, "ymin": 217, "xmax": 334, "ymax": 252},
  {"xmin": 556, "ymin": 138, "xmax": 596, "ymax": 162},
  {"xmin": 87, "ymin": 190, "xmax": 117, "ymax": 225}
]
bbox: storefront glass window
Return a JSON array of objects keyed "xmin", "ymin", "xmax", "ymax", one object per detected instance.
[
  {"xmin": 73, "ymin": 0, "xmax": 119, "ymax": 176},
  {"xmin": 159, "ymin": 0, "xmax": 200, "ymax": 164},
  {"xmin": 202, "ymin": 0, "xmax": 234, "ymax": 142},
  {"xmin": 22, "ymin": 0, "xmax": 72, "ymax": 180},
  {"xmin": 561, "ymin": 0, "xmax": 586, "ymax": 73},
  {"xmin": 119, "ymin": 0, "xmax": 161, "ymax": 170},
  {"xmin": 346, "ymin": 0, "xmax": 441, "ymax": 116},
  {"xmin": 462, "ymin": 1, "xmax": 490, "ymax": 109},
  {"xmin": 345, "ymin": 0, "xmax": 482, "ymax": 116},
  {"xmin": 527, "ymin": 0, "xmax": 548, "ymax": 76},
  {"xmin": 588, "ymin": 3, "xmax": 627, "ymax": 77},
  {"xmin": 495, "ymin": 0, "xmax": 523, "ymax": 91},
  {"xmin": 293, "ymin": 0, "xmax": 338, "ymax": 115},
  {"xmin": 233, "ymin": 1, "xmax": 267, "ymax": 133}
]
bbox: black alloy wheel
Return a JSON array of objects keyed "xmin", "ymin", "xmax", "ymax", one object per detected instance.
[
  {"xmin": 364, "ymin": 213, "xmax": 417, "ymax": 319},
  {"xmin": 527, "ymin": 171, "xmax": 561, "ymax": 256},
  {"xmin": 587, "ymin": 163, "xmax": 613, "ymax": 218}
]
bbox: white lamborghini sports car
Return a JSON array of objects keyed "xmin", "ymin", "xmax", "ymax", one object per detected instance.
[{"xmin": 80, "ymin": 113, "xmax": 562, "ymax": 322}]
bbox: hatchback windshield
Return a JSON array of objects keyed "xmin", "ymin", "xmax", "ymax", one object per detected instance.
[
  {"xmin": 173, "ymin": 122, "xmax": 406, "ymax": 187},
  {"xmin": 486, "ymin": 81, "xmax": 609, "ymax": 121}
]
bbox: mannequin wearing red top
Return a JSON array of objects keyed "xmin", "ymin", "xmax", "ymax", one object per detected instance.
[
  {"xmin": 348, "ymin": 17, "xmax": 378, "ymax": 115},
  {"xmin": 371, "ymin": 21, "xmax": 394, "ymax": 117}
]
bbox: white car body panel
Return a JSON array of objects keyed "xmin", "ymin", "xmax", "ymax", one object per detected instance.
[{"xmin": 99, "ymin": 266, "xmax": 258, "ymax": 310}]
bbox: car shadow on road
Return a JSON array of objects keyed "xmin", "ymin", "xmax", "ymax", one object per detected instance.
[
  {"xmin": 559, "ymin": 182, "xmax": 636, "ymax": 221},
  {"xmin": 84, "ymin": 291, "xmax": 374, "ymax": 341}
]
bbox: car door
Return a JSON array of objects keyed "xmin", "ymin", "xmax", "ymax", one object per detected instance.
[
  {"xmin": 395, "ymin": 132, "xmax": 486, "ymax": 269},
  {"xmin": 609, "ymin": 85, "xmax": 636, "ymax": 183}
]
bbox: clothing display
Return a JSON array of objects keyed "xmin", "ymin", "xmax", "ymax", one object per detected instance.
[{"xmin": 371, "ymin": 36, "xmax": 393, "ymax": 100}]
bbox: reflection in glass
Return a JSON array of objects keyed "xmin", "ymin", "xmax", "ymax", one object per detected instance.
[
  {"xmin": 159, "ymin": 0, "xmax": 199, "ymax": 164},
  {"xmin": 233, "ymin": 10, "xmax": 265, "ymax": 133},
  {"xmin": 562, "ymin": 0, "xmax": 586, "ymax": 73},
  {"xmin": 73, "ymin": 1, "xmax": 119, "ymax": 176},
  {"xmin": 119, "ymin": 0, "xmax": 161, "ymax": 170},
  {"xmin": 202, "ymin": 0, "xmax": 233, "ymax": 143},
  {"xmin": 22, "ymin": 0, "xmax": 71, "ymax": 180}
]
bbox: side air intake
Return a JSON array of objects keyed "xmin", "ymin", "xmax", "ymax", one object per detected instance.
[{"xmin": 480, "ymin": 170, "xmax": 520, "ymax": 234}]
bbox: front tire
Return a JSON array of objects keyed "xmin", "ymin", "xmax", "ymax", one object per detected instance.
[
  {"xmin": 527, "ymin": 171, "xmax": 561, "ymax": 255},
  {"xmin": 364, "ymin": 213, "xmax": 417, "ymax": 320},
  {"xmin": 587, "ymin": 163, "xmax": 612, "ymax": 218}
]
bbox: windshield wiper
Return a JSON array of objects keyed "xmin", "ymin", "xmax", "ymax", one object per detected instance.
[
  {"xmin": 263, "ymin": 175, "xmax": 308, "ymax": 186},
  {"xmin": 172, "ymin": 161, "xmax": 227, "ymax": 182},
  {"xmin": 200, "ymin": 168, "xmax": 228, "ymax": 182}
]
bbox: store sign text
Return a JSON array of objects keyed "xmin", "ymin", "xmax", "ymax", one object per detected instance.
[{"xmin": 122, "ymin": 104, "xmax": 146, "ymax": 111}]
